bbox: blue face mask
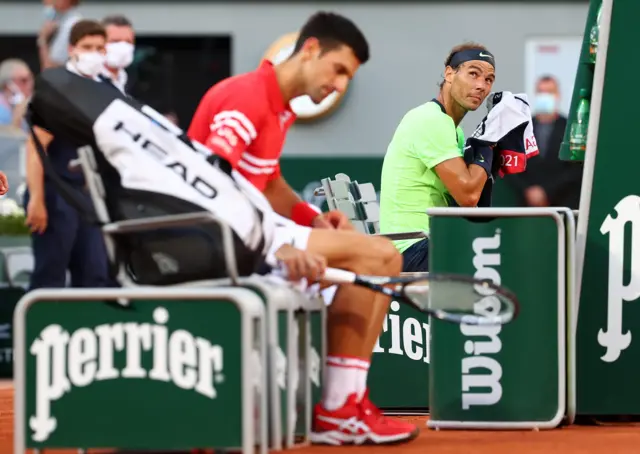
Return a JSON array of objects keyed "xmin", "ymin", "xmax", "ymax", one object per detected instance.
[
  {"xmin": 43, "ymin": 5, "xmax": 57, "ymax": 21},
  {"xmin": 534, "ymin": 93, "xmax": 557, "ymax": 115}
]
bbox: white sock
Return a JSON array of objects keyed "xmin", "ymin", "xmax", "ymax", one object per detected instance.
[
  {"xmin": 355, "ymin": 361, "xmax": 370, "ymax": 401},
  {"xmin": 322, "ymin": 356, "xmax": 370, "ymax": 411}
]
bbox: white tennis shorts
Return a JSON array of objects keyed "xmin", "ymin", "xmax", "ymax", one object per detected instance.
[
  {"xmin": 266, "ymin": 213, "xmax": 338, "ymax": 306},
  {"xmin": 267, "ymin": 213, "xmax": 313, "ymax": 258}
]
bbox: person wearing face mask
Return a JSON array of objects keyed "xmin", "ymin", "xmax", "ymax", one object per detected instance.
[
  {"xmin": 24, "ymin": 19, "xmax": 112, "ymax": 291},
  {"xmin": 0, "ymin": 59, "xmax": 34, "ymax": 132},
  {"xmin": 507, "ymin": 75, "xmax": 583, "ymax": 209},
  {"xmin": 38, "ymin": 0, "xmax": 82, "ymax": 70},
  {"xmin": 100, "ymin": 15, "xmax": 135, "ymax": 94}
]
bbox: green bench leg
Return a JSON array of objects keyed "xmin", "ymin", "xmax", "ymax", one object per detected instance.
[
  {"xmin": 296, "ymin": 292, "xmax": 327, "ymax": 443},
  {"xmin": 237, "ymin": 277, "xmax": 319, "ymax": 450}
]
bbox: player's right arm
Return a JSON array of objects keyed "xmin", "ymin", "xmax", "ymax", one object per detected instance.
[
  {"xmin": 188, "ymin": 87, "xmax": 261, "ymax": 170},
  {"xmin": 434, "ymin": 156, "xmax": 489, "ymax": 207},
  {"xmin": 409, "ymin": 111, "xmax": 490, "ymax": 207},
  {"xmin": 25, "ymin": 126, "xmax": 54, "ymax": 233}
]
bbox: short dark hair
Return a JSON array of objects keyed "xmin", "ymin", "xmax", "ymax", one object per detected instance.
[
  {"xmin": 439, "ymin": 41, "xmax": 489, "ymax": 89},
  {"xmin": 69, "ymin": 20, "xmax": 106, "ymax": 46},
  {"xmin": 293, "ymin": 11, "xmax": 369, "ymax": 64},
  {"xmin": 102, "ymin": 14, "xmax": 133, "ymax": 28},
  {"xmin": 537, "ymin": 74, "xmax": 558, "ymax": 86}
]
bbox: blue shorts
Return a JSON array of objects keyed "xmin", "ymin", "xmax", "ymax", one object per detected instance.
[{"xmin": 402, "ymin": 239, "xmax": 429, "ymax": 273}]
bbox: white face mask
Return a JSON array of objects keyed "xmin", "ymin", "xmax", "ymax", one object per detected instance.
[
  {"xmin": 534, "ymin": 93, "xmax": 557, "ymax": 115},
  {"xmin": 42, "ymin": 5, "xmax": 57, "ymax": 21},
  {"xmin": 7, "ymin": 82, "xmax": 24, "ymax": 106},
  {"xmin": 74, "ymin": 51, "xmax": 105, "ymax": 77},
  {"xmin": 105, "ymin": 41, "xmax": 135, "ymax": 69}
]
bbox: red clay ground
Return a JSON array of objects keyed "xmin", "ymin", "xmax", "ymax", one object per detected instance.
[{"xmin": 1, "ymin": 381, "xmax": 638, "ymax": 454}]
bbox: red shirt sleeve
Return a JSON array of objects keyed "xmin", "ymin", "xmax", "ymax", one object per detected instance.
[
  {"xmin": 189, "ymin": 87, "xmax": 262, "ymax": 169},
  {"xmin": 267, "ymin": 163, "xmax": 281, "ymax": 182}
]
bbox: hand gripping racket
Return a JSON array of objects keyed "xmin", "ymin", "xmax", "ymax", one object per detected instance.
[{"xmin": 322, "ymin": 268, "xmax": 519, "ymax": 326}]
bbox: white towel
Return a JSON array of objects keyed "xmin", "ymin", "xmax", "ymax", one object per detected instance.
[
  {"xmin": 469, "ymin": 91, "xmax": 539, "ymax": 176},
  {"xmin": 265, "ymin": 269, "xmax": 338, "ymax": 307}
]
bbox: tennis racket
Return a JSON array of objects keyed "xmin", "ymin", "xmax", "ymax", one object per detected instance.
[{"xmin": 322, "ymin": 268, "xmax": 519, "ymax": 325}]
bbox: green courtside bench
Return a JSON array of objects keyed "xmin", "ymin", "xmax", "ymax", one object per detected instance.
[{"xmin": 12, "ymin": 145, "xmax": 329, "ymax": 453}]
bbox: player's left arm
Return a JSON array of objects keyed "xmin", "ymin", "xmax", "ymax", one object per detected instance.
[
  {"xmin": 262, "ymin": 167, "xmax": 302, "ymax": 217},
  {"xmin": 263, "ymin": 169, "xmax": 351, "ymax": 229}
]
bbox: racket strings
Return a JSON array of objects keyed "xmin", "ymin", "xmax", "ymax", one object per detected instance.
[{"xmin": 401, "ymin": 278, "xmax": 517, "ymax": 325}]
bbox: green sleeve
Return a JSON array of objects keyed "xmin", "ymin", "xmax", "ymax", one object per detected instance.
[
  {"xmin": 457, "ymin": 127, "xmax": 466, "ymax": 150},
  {"xmin": 403, "ymin": 108, "xmax": 462, "ymax": 169}
]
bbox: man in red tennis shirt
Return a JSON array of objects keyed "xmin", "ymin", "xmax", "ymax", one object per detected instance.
[{"xmin": 189, "ymin": 11, "xmax": 419, "ymax": 446}]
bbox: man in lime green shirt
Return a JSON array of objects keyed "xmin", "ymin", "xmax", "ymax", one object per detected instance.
[{"xmin": 379, "ymin": 42, "xmax": 497, "ymax": 272}]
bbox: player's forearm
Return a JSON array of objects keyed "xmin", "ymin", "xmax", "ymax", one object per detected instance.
[
  {"xmin": 435, "ymin": 157, "xmax": 489, "ymax": 207},
  {"xmin": 454, "ymin": 164, "xmax": 488, "ymax": 207},
  {"xmin": 263, "ymin": 176, "xmax": 302, "ymax": 218}
]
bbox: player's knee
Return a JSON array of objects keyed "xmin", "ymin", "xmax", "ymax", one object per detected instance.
[
  {"xmin": 387, "ymin": 245, "xmax": 403, "ymax": 276},
  {"xmin": 357, "ymin": 236, "xmax": 401, "ymax": 276},
  {"xmin": 377, "ymin": 237, "xmax": 402, "ymax": 276}
]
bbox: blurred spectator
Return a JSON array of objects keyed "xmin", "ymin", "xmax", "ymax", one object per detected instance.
[
  {"xmin": 37, "ymin": 0, "xmax": 82, "ymax": 70},
  {"xmin": 508, "ymin": 75, "xmax": 583, "ymax": 209},
  {"xmin": 101, "ymin": 14, "xmax": 135, "ymax": 94},
  {"xmin": 25, "ymin": 19, "xmax": 112, "ymax": 290},
  {"xmin": 0, "ymin": 59, "xmax": 34, "ymax": 132}
]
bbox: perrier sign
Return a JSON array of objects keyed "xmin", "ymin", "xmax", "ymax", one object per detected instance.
[{"xmin": 18, "ymin": 296, "xmax": 246, "ymax": 451}]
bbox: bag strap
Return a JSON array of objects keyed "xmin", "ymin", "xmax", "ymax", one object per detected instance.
[{"xmin": 26, "ymin": 117, "xmax": 100, "ymax": 225}]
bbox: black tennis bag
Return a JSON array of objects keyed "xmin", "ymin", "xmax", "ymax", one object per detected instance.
[{"xmin": 28, "ymin": 67, "xmax": 276, "ymax": 285}]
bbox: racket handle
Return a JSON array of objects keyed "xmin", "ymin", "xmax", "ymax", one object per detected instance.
[{"xmin": 322, "ymin": 267, "xmax": 357, "ymax": 284}]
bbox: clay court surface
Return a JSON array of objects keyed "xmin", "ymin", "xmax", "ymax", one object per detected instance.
[{"xmin": 0, "ymin": 380, "xmax": 637, "ymax": 454}]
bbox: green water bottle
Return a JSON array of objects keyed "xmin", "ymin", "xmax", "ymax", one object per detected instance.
[
  {"xmin": 589, "ymin": 2, "xmax": 603, "ymax": 63},
  {"xmin": 569, "ymin": 89, "xmax": 590, "ymax": 160}
]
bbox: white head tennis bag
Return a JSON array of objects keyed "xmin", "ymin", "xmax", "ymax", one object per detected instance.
[{"xmin": 28, "ymin": 67, "xmax": 276, "ymax": 285}]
